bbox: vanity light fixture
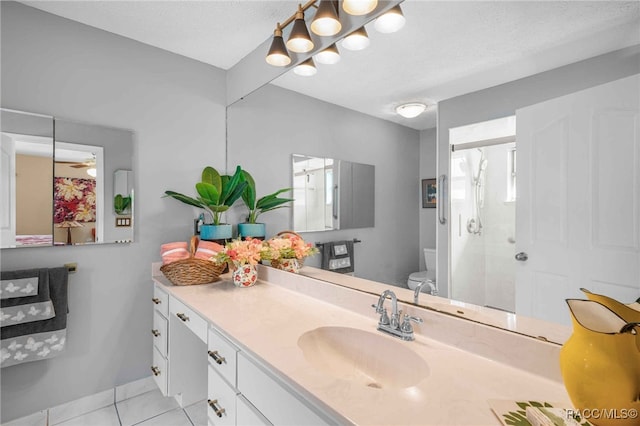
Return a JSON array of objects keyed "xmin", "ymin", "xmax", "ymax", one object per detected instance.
[
  {"xmin": 315, "ymin": 43, "xmax": 341, "ymax": 64},
  {"xmin": 287, "ymin": 4, "xmax": 314, "ymax": 53},
  {"xmin": 396, "ymin": 102, "xmax": 427, "ymax": 118},
  {"xmin": 342, "ymin": 0, "xmax": 378, "ymax": 16},
  {"xmin": 266, "ymin": 24, "xmax": 291, "ymax": 67},
  {"xmin": 310, "ymin": 0, "xmax": 341, "ymax": 36},
  {"xmin": 294, "ymin": 58, "xmax": 318, "ymax": 76},
  {"xmin": 374, "ymin": 5, "xmax": 405, "ymax": 33},
  {"xmin": 341, "ymin": 26, "xmax": 370, "ymax": 51},
  {"xmin": 86, "ymin": 167, "xmax": 97, "ymax": 178}
]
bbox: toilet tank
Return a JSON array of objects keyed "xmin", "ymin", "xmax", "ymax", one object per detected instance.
[{"xmin": 423, "ymin": 248, "xmax": 436, "ymax": 272}]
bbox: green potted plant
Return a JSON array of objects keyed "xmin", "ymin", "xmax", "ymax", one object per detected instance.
[
  {"xmin": 238, "ymin": 170, "xmax": 294, "ymax": 239},
  {"xmin": 164, "ymin": 165, "xmax": 247, "ymax": 241},
  {"xmin": 114, "ymin": 194, "xmax": 132, "ymax": 215}
]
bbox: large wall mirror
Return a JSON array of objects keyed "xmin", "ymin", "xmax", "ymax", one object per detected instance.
[
  {"xmin": 1, "ymin": 108, "xmax": 135, "ymax": 248},
  {"xmin": 292, "ymin": 154, "xmax": 375, "ymax": 233}
]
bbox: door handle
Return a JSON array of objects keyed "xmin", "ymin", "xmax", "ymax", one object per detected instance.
[
  {"xmin": 515, "ymin": 252, "xmax": 528, "ymax": 261},
  {"xmin": 438, "ymin": 174, "xmax": 447, "ymax": 225}
]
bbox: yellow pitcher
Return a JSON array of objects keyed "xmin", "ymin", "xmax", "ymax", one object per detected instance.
[
  {"xmin": 560, "ymin": 299, "xmax": 640, "ymax": 426},
  {"xmin": 581, "ymin": 288, "xmax": 640, "ymax": 323}
]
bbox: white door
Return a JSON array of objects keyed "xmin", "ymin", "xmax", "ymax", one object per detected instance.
[
  {"xmin": 0, "ymin": 134, "xmax": 17, "ymax": 247},
  {"xmin": 516, "ymin": 74, "xmax": 640, "ymax": 325}
]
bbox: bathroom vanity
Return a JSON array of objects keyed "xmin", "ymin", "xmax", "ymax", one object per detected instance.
[{"xmin": 151, "ymin": 264, "xmax": 571, "ymax": 425}]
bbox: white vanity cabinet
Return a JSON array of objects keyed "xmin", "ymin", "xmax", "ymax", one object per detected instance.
[{"xmin": 151, "ymin": 283, "xmax": 207, "ymax": 407}]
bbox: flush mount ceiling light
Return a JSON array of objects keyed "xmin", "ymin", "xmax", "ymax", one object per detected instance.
[
  {"xmin": 396, "ymin": 102, "xmax": 427, "ymax": 118},
  {"xmin": 294, "ymin": 58, "xmax": 318, "ymax": 76},
  {"xmin": 266, "ymin": 24, "xmax": 291, "ymax": 67},
  {"xmin": 342, "ymin": 0, "xmax": 378, "ymax": 16},
  {"xmin": 315, "ymin": 43, "xmax": 340, "ymax": 64},
  {"xmin": 342, "ymin": 26, "xmax": 370, "ymax": 51},
  {"xmin": 310, "ymin": 0, "xmax": 341, "ymax": 37},
  {"xmin": 287, "ymin": 4, "xmax": 314, "ymax": 53},
  {"xmin": 374, "ymin": 5, "xmax": 405, "ymax": 33}
]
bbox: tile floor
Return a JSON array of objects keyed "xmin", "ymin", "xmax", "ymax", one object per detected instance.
[{"xmin": 7, "ymin": 389, "xmax": 208, "ymax": 426}]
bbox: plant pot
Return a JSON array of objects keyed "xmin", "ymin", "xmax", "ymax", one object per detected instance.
[
  {"xmin": 231, "ymin": 264, "xmax": 257, "ymax": 288},
  {"xmin": 237, "ymin": 223, "xmax": 266, "ymax": 240},
  {"xmin": 200, "ymin": 224, "xmax": 232, "ymax": 242}
]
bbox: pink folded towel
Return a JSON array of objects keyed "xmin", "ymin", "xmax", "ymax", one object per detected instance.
[
  {"xmin": 161, "ymin": 242, "xmax": 189, "ymax": 265},
  {"xmin": 194, "ymin": 240, "xmax": 224, "ymax": 260}
]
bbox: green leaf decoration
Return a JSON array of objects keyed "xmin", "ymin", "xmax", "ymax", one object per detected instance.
[
  {"xmin": 530, "ymin": 401, "xmax": 544, "ymax": 408},
  {"xmin": 163, "ymin": 191, "xmax": 206, "ymax": 209},
  {"xmin": 240, "ymin": 170, "xmax": 256, "ymax": 210},
  {"xmin": 516, "ymin": 402, "xmax": 529, "ymax": 410},
  {"xmin": 196, "ymin": 182, "xmax": 220, "ymax": 204},
  {"xmin": 201, "ymin": 166, "xmax": 221, "ymax": 192}
]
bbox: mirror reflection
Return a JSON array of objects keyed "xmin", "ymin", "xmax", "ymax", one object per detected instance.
[
  {"xmin": 293, "ymin": 154, "xmax": 375, "ymax": 232},
  {"xmin": 1, "ymin": 109, "xmax": 54, "ymax": 247},
  {"xmin": 0, "ymin": 108, "xmax": 135, "ymax": 248}
]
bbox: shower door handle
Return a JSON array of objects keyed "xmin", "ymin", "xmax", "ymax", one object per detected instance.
[
  {"xmin": 438, "ymin": 174, "xmax": 447, "ymax": 225},
  {"xmin": 515, "ymin": 252, "xmax": 528, "ymax": 261}
]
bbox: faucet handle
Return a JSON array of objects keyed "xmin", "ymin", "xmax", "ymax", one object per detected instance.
[
  {"xmin": 401, "ymin": 314, "xmax": 423, "ymax": 334},
  {"xmin": 379, "ymin": 308, "xmax": 390, "ymax": 326}
]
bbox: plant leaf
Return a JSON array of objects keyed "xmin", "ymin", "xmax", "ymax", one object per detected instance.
[
  {"xmin": 221, "ymin": 166, "xmax": 243, "ymax": 202},
  {"xmin": 201, "ymin": 167, "xmax": 221, "ymax": 192},
  {"xmin": 240, "ymin": 170, "xmax": 256, "ymax": 210},
  {"xmin": 256, "ymin": 197, "xmax": 294, "ymax": 211},
  {"xmin": 163, "ymin": 191, "xmax": 207, "ymax": 208},
  {"xmin": 196, "ymin": 182, "xmax": 220, "ymax": 204},
  {"xmin": 224, "ymin": 180, "xmax": 248, "ymax": 207}
]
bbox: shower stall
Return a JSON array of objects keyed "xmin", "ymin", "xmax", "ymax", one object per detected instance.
[{"xmin": 449, "ymin": 117, "xmax": 516, "ymax": 312}]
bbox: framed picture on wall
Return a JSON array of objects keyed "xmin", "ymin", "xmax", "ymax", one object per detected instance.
[{"xmin": 422, "ymin": 178, "xmax": 437, "ymax": 208}]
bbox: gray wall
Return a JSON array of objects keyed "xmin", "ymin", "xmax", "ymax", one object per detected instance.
[
  {"xmin": 227, "ymin": 84, "xmax": 421, "ymax": 286},
  {"xmin": 436, "ymin": 45, "xmax": 640, "ymax": 298},
  {"xmin": 0, "ymin": 2, "xmax": 227, "ymax": 422},
  {"xmin": 419, "ymin": 127, "xmax": 437, "ymax": 270}
]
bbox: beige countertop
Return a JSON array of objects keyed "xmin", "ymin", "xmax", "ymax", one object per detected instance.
[{"xmin": 152, "ymin": 267, "xmax": 571, "ymax": 425}]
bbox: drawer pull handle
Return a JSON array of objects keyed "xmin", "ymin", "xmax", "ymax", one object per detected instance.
[
  {"xmin": 152, "ymin": 298, "xmax": 161, "ymax": 304},
  {"xmin": 208, "ymin": 399, "xmax": 225, "ymax": 418},
  {"xmin": 150, "ymin": 366, "xmax": 161, "ymax": 376},
  {"xmin": 151, "ymin": 329, "xmax": 160, "ymax": 337},
  {"xmin": 176, "ymin": 313, "xmax": 189, "ymax": 322},
  {"xmin": 208, "ymin": 350, "xmax": 226, "ymax": 365}
]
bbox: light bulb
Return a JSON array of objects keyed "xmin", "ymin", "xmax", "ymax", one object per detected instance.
[
  {"xmin": 342, "ymin": 0, "xmax": 378, "ymax": 16},
  {"xmin": 315, "ymin": 44, "xmax": 340, "ymax": 65},
  {"xmin": 342, "ymin": 27, "xmax": 370, "ymax": 51},
  {"xmin": 294, "ymin": 58, "xmax": 317, "ymax": 76},
  {"xmin": 374, "ymin": 5, "xmax": 405, "ymax": 33}
]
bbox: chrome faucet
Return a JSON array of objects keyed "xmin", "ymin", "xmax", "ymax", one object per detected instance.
[
  {"xmin": 414, "ymin": 279, "xmax": 438, "ymax": 304},
  {"xmin": 372, "ymin": 290, "xmax": 422, "ymax": 341}
]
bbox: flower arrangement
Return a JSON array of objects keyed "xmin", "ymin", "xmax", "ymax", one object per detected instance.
[
  {"xmin": 214, "ymin": 237, "xmax": 265, "ymax": 269},
  {"xmin": 263, "ymin": 232, "xmax": 319, "ymax": 263}
]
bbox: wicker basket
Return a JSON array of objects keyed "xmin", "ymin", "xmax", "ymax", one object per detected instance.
[{"xmin": 160, "ymin": 236, "xmax": 225, "ymax": 286}]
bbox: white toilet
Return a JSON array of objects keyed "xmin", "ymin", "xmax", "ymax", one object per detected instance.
[{"xmin": 407, "ymin": 248, "xmax": 437, "ymax": 294}]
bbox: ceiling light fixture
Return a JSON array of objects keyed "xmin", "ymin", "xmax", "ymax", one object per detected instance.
[
  {"xmin": 374, "ymin": 5, "xmax": 405, "ymax": 33},
  {"xmin": 341, "ymin": 26, "xmax": 370, "ymax": 51},
  {"xmin": 287, "ymin": 4, "xmax": 314, "ymax": 53},
  {"xmin": 342, "ymin": 0, "xmax": 378, "ymax": 16},
  {"xmin": 294, "ymin": 58, "xmax": 318, "ymax": 76},
  {"xmin": 396, "ymin": 102, "xmax": 427, "ymax": 118},
  {"xmin": 310, "ymin": 0, "xmax": 341, "ymax": 36},
  {"xmin": 266, "ymin": 24, "xmax": 291, "ymax": 67},
  {"xmin": 315, "ymin": 43, "xmax": 340, "ymax": 64}
]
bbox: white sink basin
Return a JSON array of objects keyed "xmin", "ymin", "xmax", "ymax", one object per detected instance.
[{"xmin": 297, "ymin": 326, "xmax": 429, "ymax": 389}]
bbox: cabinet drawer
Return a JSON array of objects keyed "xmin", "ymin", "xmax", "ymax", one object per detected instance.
[
  {"xmin": 152, "ymin": 310, "xmax": 168, "ymax": 357},
  {"xmin": 237, "ymin": 353, "xmax": 330, "ymax": 425},
  {"xmin": 237, "ymin": 395, "xmax": 271, "ymax": 426},
  {"xmin": 207, "ymin": 327, "xmax": 238, "ymax": 387},
  {"xmin": 151, "ymin": 346, "xmax": 168, "ymax": 396},
  {"xmin": 207, "ymin": 365, "xmax": 237, "ymax": 426},
  {"xmin": 169, "ymin": 297, "xmax": 207, "ymax": 343},
  {"xmin": 152, "ymin": 285, "xmax": 169, "ymax": 318}
]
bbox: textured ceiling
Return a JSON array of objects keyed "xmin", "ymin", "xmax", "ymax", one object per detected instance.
[{"xmin": 21, "ymin": 1, "xmax": 640, "ymax": 130}]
